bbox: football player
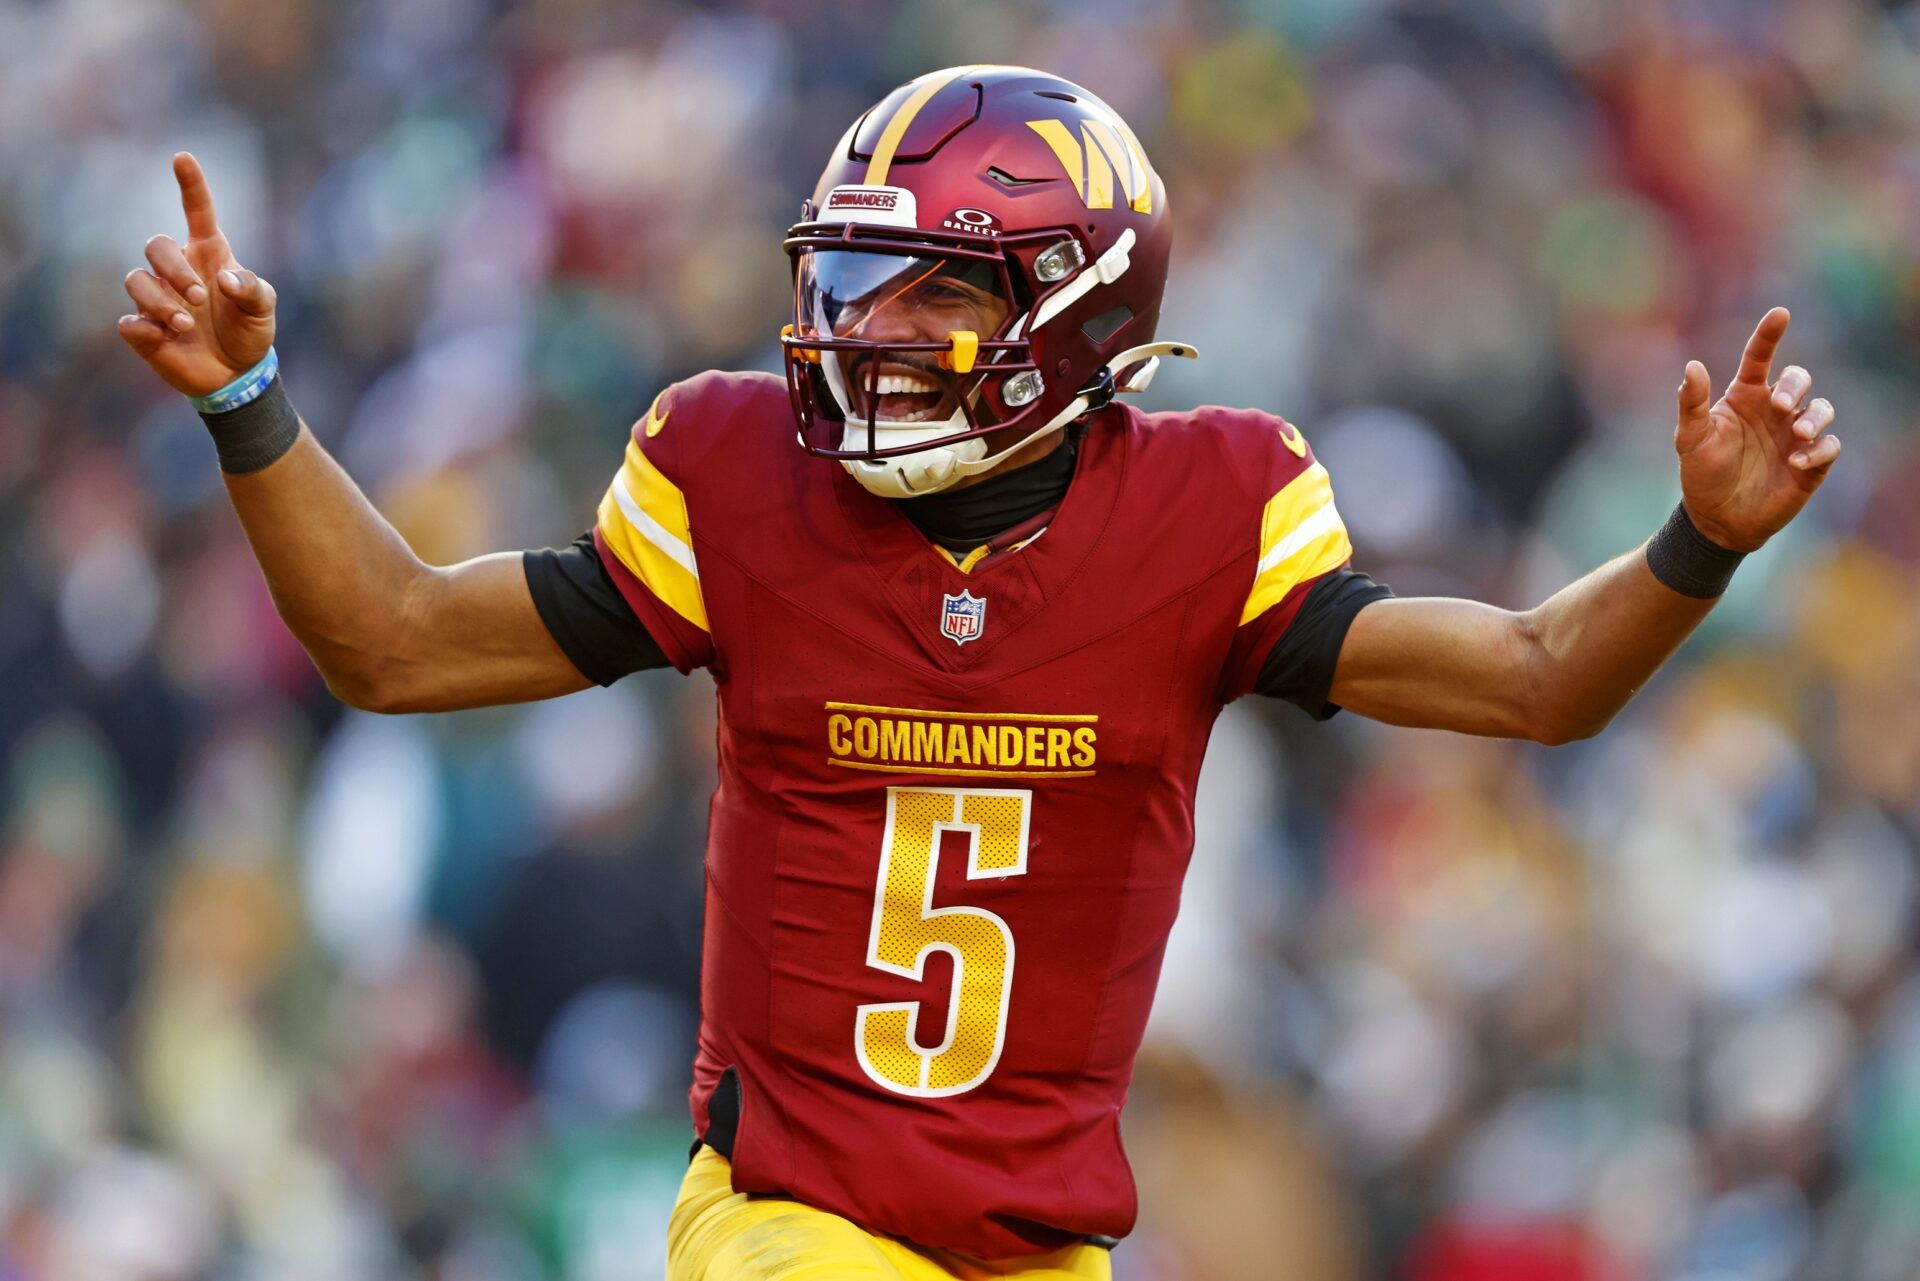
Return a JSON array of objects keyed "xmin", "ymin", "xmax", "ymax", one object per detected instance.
[{"xmin": 120, "ymin": 66, "xmax": 1839, "ymax": 1281}]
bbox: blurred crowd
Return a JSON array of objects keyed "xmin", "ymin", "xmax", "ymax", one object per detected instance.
[{"xmin": 3, "ymin": 0, "xmax": 1919, "ymax": 1277}]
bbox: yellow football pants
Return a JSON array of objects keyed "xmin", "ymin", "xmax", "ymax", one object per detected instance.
[{"xmin": 667, "ymin": 1147, "xmax": 1115, "ymax": 1281}]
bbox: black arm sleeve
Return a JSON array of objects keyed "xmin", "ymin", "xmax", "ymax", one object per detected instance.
[
  {"xmin": 1254, "ymin": 568, "xmax": 1393, "ymax": 720},
  {"xmin": 522, "ymin": 532, "xmax": 672, "ymax": 686}
]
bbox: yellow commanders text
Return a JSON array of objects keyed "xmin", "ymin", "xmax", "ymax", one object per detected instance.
[{"xmin": 825, "ymin": 703, "xmax": 1097, "ymax": 778}]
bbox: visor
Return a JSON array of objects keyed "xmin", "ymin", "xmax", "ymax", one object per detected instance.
[{"xmin": 800, "ymin": 250, "xmax": 1004, "ymax": 341}]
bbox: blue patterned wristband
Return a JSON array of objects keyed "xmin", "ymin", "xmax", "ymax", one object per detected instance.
[{"xmin": 189, "ymin": 348, "xmax": 279, "ymax": 415}]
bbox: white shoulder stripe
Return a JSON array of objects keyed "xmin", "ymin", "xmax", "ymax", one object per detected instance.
[
  {"xmin": 613, "ymin": 471, "xmax": 700, "ymax": 579},
  {"xmin": 1257, "ymin": 500, "xmax": 1343, "ymax": 574}
]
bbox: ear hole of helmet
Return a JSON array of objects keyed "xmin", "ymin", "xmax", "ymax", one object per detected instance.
[{"xmin": 1081, "ymin": 306, "xmax": 1132, "ymax": 345}]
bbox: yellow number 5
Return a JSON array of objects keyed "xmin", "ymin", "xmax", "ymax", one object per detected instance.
[{"xmin": 856, "ymin": 787, "xmax": 1032, "ymax": 1098}]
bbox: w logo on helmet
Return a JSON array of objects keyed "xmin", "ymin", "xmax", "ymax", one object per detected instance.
[{"xmin": 1026, "ymin": 116, "xmax": 1154, "ymax": 214}]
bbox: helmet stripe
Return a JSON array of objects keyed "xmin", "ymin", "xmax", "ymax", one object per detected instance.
[{"xmin": 865, "ymin": 65, "xmax": 981, "ymax": 187}]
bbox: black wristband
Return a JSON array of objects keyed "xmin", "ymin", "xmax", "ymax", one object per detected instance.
[
  {"xmin": 199, "ymin": 376, "xmax": 302, "ymax": 474},
  {"xmin": 1645, "ymin": 502, "xmax": 1745, "ymax": 598}
]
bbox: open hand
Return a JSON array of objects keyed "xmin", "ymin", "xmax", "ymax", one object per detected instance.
[
  {"xmin": 117, "ymin": 152, "xmax": 276, "ymax": 398},
  {"xmin": 1674, "ymin": 307, "xmax": 1839, "ymax": 553}
]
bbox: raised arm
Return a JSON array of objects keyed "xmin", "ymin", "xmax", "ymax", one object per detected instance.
[
  {"xmin": 1329, "ymin": 308, "xmax": 1839, "ymax": 744},
  {"xmin": 118, "ymin": 153, "xmax": 590, "ymax": 712}
]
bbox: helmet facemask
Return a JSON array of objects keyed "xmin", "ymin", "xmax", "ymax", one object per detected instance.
[
  {"xmin": 785, "ymin": 219, "xmax": 1100, "ymax": 496},
  {"xmin": 805, "ymin": 250, "xmax": 1003, "ymax": 432}
]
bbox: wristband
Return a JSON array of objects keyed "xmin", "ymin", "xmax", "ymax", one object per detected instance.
[
  {"xmin": 189, "ymin": 347, "xmax": 279, "ymax": 414},
  {"xmin": 198, "ymin": 370, "xmax": 302, "ymax": 475},
  {"xmin": 1645, "ymin": 502, "xmax": 1745, "ymax": 599}
]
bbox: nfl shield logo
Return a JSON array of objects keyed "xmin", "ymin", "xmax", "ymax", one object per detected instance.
[{"xmin": 940, "ymin": 590, "xmax": 987, "ymax": 647}]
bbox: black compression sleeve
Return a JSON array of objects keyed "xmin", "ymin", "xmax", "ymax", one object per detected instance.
[
  {"xmin": 1254, "ymin": 569, "xmax": 1393, "ymax": 719},
  {"xmin": 523, "ymin": 532, "xmax": 672, "ymax": 685}
]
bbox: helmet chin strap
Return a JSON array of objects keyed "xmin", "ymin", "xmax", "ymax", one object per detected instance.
[{"xmin": 842, "ymin": 342, "xmax": 1199, "ymax": 499}]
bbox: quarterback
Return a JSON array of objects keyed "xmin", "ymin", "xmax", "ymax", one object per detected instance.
[{"xmin": 121, "ymin": 67, "xmax": 1838, "ymax": 1281}]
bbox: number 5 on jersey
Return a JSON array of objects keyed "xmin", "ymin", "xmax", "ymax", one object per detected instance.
[{"xmin": 856, "ymin": 787, "xmax": 1032, "ymax": 1098}]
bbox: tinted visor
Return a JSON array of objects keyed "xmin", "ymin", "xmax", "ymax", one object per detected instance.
[{"xmin": 797, "ymin": 250, "xmax": 1007, "ymax": 341}]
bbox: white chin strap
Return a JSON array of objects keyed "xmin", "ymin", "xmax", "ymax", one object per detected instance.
[{"xmin": 840, "ymin": 342, "xmax": 1199, "ymax": 499}]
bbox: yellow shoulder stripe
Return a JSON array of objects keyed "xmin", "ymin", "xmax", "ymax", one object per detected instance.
[
  {"xmin": 1239, "ymin": 462, "xmax": 1352, "ymax": 625},
  {"xmin": 865, "ymin": 66, "xmax": 981, "ymax": 187},
  {"xmin": 596, "ymin": 437, "xmax": 709, "ymax": 632}
]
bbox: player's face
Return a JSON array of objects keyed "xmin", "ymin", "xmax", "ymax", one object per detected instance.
[{"xmin": 796, "ymin": 251, "xmax": 1012, "ymax": 425}]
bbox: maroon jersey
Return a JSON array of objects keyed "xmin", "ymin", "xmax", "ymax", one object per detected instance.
[{"xmin": 590, "ymin": 371, "xmax": 1354, "ymax": 1259}]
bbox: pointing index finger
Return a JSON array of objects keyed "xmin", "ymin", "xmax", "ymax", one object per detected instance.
[
  {"xmin": 172, "ymin": 151, "xmax": 221, "ymax": 242},
  {"xmin": 1734, "ymin": 306, "xmax": 1791, "ymax": 387}
]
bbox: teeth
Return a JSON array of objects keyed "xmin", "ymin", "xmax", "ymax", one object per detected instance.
[
  {"xmin": 869, "ymin": 405, "xmax": 947, "ymax": 425},
  {"xmin": 876, "ymin": 373, "xmax": 939, "ymax": 394}
]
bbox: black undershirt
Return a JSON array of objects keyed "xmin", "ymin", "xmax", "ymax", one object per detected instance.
[
  {"xmin": 900, "ymin": 429, "xmax": 1082, "ymax": 553},
  {"xmin": 524, "ymin": 445, "xmax": 1391, "ymax": 718}
]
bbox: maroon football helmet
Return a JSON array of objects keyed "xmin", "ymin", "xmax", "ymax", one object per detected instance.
[{"xmin": 782, "ymin": 65, "xmax": 1194, "ymax": 497}]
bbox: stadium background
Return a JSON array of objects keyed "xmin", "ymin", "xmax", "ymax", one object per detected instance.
[{"xmin": 3, "ymin": 0, "xmax": 1919, "ymax": 1277}]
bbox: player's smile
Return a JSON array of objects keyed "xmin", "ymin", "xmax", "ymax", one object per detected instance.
[{"xmin": 849, "ymin": 356, "xmax": 957, "ymax": 424}]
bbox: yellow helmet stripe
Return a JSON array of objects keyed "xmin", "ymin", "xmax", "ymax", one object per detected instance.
[
  {"xmin": 865, "ymin": 66, "xmax": 981, "ymax": 186},
  {"xmin": 1026, "ymin": 119, "xmax": 1086, "ymax": 201}
]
